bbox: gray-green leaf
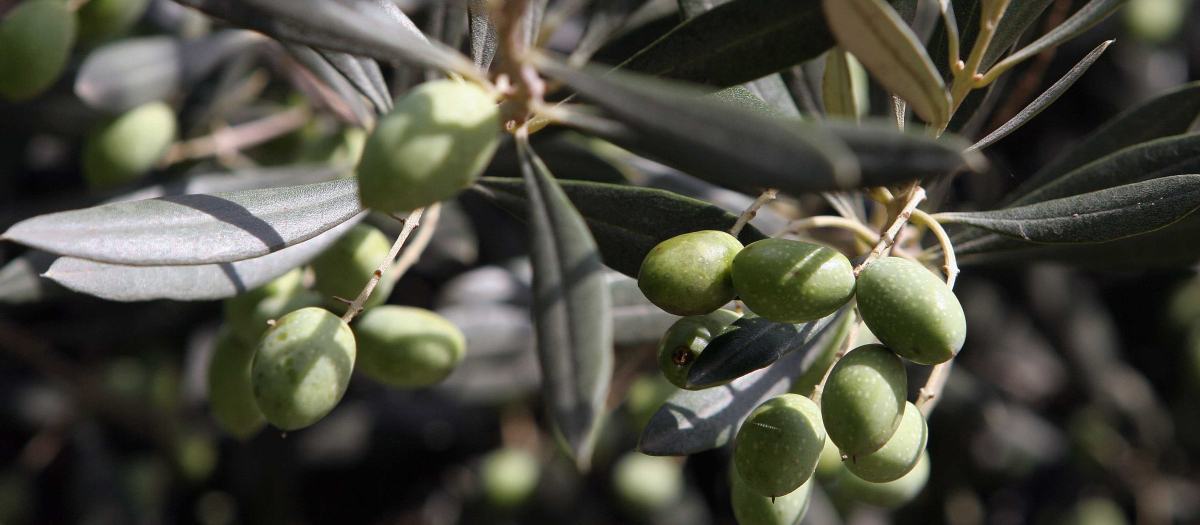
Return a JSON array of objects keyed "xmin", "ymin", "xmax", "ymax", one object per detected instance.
[
  {"xmin": 687, "ymin": 308, "xmax": 847, "ymax": 388},
  {"xmin": 986, "ymin": 0, "xmax": 1129, "ymax": 81}
]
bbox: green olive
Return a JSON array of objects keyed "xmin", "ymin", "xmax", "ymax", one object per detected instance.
[
  {"xmin": 856, "ymin": 257, "xmax": 966, "ymax": 365},
  {"xmin": 357, "ymin": 80, "xmax": 500, "ymax": 213},
  {"xmin": 251, "ymin": 307, "xmax": 356, "ymax": 431},
  {"xmin": 0, "ymin": 0, "xmax": 76, "ymax": 102},
  {"xmin": 297, "ymin": 126, "xmax": 367, "ymax": 168},
  {"xmin": 611, "ymin": 452, "xmax": 684, "ymax": 515},
  {"xmin": 83, "ymin": 101, "xmax": 178, "ymax": 189},
  {"xmin": 731, "ymin": 239, "xmax": 856, "ymax": 324},
  {"xmin": 309, "ymin": 223, "xmax": 392, "ymax": 309},
  {"xmin": 836, "ymin": 451, "xmax": 930, "ymax": 509},
  {"xmin": 638, "ymin": 230, "xmax": 743, "ymax": 316},
  {"xmin": 480, "ymin": 447, "xmax": 541, "ymax": 510},
  {"xmin": 814, "ymin": 434, "xmax": 844, "ymax": 481},
  {"xmin": 733, "ymin": 394, "xmax": 826, "ymax": 498},
  {"xmin": 819, "ymin": 344, "xmax": 907, "ymax": 456},
  {"xmin": 206, "ymin": 328, "xmax": 266, "ymax": 440},
  {"xmin": 624, "ymin": 375, "xmax": 679, "ymax": 434},
  {"xmin": 76, "ymin": 0, "xmax": 150, "ymax": 46},
  {"xmin": 223, "ymin": 269, "xmax": 308, "ymax": 345},
  {"xmin": 844, "ymin": 401, "xmax": 926, "ymax": 482},
  {"xmin": 656, "ymin": 309, "xmax": 743, "ymax": 389},
  {"xmin": 353, "ymin": 306, "xmax": 466, "ymax": 388},
  {"xmin": 730, "ymin": 460, "xmax": 813, "ymax": 525}
]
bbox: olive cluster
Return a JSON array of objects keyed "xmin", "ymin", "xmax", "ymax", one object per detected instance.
[{"xmin": 640, "ymin": 231, "xmax": 966, "ymax": 523}]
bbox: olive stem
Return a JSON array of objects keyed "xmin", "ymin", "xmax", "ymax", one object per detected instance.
[
  {"xmin": 811, "ymin": 308, "xmax": 861, "ymax": 405},
  {"xmin": 382, "ymin": 202, "xmax": 442, "ymax": 283},
  {"xmin": 853, "ymin": 186, "xmax": 926, "ymax": 277},
  {"xmin": 909, "ymin": 209, "xmax": 959, "ymax": 288},
  {"xmin": 729, "ymin": 189, "xmax": 778, "ymax": 238},
  {"xmin": 863, "ymin": 186, "xmax": 895, "ymax": 206},
  {"xmin": 158, "ymin": 106, "xmax": 313, "ymax": 166},
  {"xmin": 945, "ymin": 0, "xmax": 1011, "ymax": 128},
  {"xmin": 341, "ymin": 207, "xmax": 426, "ymax": 323},
  {"xmin": 916, "ymin": 360, "xmax": 954, "ymax": 416},
  {"xmin": 788, "ymin": 215, "xmax": 878, "ymax": 246}
]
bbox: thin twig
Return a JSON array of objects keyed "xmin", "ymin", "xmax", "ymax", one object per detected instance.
[
  {"xmin": 853, "ymin": 186, "xmax": 926, "ymax": 277},
  {"xmin": 159, "ymin": 106, "xmax": 312, "ymax": 166},
  {"xmin": 729, "ymin": 190, "xmax": 778, "ymax": 237},
  {"xmin": 341, "ymin": 207, "xmax": 426, "ymax": 323},
  {"xmin": 383, "ymin": 202, "xmax": 442, "ymax": 282},
  {"xmin": 811, "ymin": 309, "xmax": 861, "ymax": 405},
  {"xmin": 909, "ymin": 210, "xmax": 959, "ymax": 288},
  {"xmin": 789, "ymin": 215, "xmax": 878, "ymax": 246}
]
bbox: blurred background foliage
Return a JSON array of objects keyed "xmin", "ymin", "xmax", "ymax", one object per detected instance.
[{"xmin": 0, "ymin": 0, "xmax": 1199, "ymax": 524}]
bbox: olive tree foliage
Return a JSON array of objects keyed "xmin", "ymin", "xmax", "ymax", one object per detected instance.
[{"xmin": 1, "ymin": 0, "xmax": 1198, "ymax": 476}]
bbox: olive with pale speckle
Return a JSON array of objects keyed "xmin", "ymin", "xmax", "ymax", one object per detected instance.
[
  {"xmin": 819, "ymin": 344, "xmax": 907, "ymax": 456},
  {"xmin": 836, "ymin": 451, "xmax": 930, "ymax": 508},
  {"xmin": 731, "ymin": 239, "xmax": 855, "ymax": 324},
  {"xmin": 844, "ymin": 401, "xmax": 927, "ymax": 482},
  {"xmin": 251, "ymin": 307, "xmax": 356, "ymax": 431},
  {"xmin": 638, "ymin": 230, "xmax": 742, "ymax": 316},
  {"xmin": 730, "ymin": 459, "xmax": 813, "ymax": 525},
  {"xmin": 733, "ymin": 393, "xmax": 826, "ymax": 498},
  {"xmin": 856, "ymin": 257, "xmax": 966, "ymax": 365}
]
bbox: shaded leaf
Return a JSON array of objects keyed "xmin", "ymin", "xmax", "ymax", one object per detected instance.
[
  {"xmin": 938, "ymin": 175, "xmax": 1200, "ymax": 244},
  {"xmin": 472, "ymin": 178, "xmax": 768, "ymax": 278},
  {"xmin": 968, "ymin": 40, "xmax": 1111, "ymax": 152},
  {"xmin": 75, "ymin": 31, "xmax": 263, "ymax": 114},
  {"xmin": 317, "ymin": 50, "xmax": 393, "ymax": 113},
  {"xmin": 469, "ymin": 0, "xmax": 499, "ymax": 70},
  {"xmin": 569, "ymin": 0, "xmax": 647, "ymax": 66},
  {"xmin": 980, "ymin": 0, "xmax": 1056, "ymax": 70},
  {"xmin": 687, "ymin": 307, "xmax": 848, "ymax": 388},
  {"xmin": 823, "ymin": 0, "xmax": 950, "ymax": 127},
  {"xmin": 823, "ymin": 46, "xmax": 858, "ymax": 119},
  {"xmin": 43, "ymin": 214, "xmax": 366, "ymax": 302},
  {"xmin": 742, "ymin": 74, "xmax": 801, "ymax": 118},
  {"xmin": 175, "ymin": 0, "xmax": 477, "ymax": 78},
  {"xmin": 518, "ymin": 137, "xmax": 613, "ymax": 470},
  {"xmin": 0, "ymin": 251, "xmax": 59, "ymax": 304},
  {"xmin": 704, "ymin": 85, "xmax": 779, "ymax": 116},
  {"xmin": 638, "ymin": 309, "xmax": 848, "ymax": 456},
  {"xmin": 987, "ymin": 0, "xmax": 1129, "ymax": 80},
  {"xmin": 2, "ymin": 178, "xmax": 363, "ymax": 266},
  {"xmin": 538, "ymin": 60, "xmax": 979, "ymax": 196},
  {"xmin": 287, "ymin": 44, "xmax": 375, "ymax": 127},
  {"xmin": 609, "ymin": 272, "xmax": 680, "ymax": 347}
]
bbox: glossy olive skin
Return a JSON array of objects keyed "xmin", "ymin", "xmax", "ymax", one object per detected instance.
[
  {"xmin": 480, "ymin": 448, "xmax": 541, "ymax": 510},
  {"xmin": 76, "ymin": 0, "xmax": 150, "ymax": 45},
  {"xmin": 734, "ymin": 394, "xmax": 826, "ymax": 498},
  {"xmin": 856, "ymin": 257, "xmax": 966, "ymax": 365},
  {"xmin": 731, "ymin": 239, "xmax": 855, "ymax": 324},
  {"xmin": 251, "ymin": 307, "xmax": 356, "ymax": 430},
  {"xmin": 310, "ymin": 223, "xmax": 393, "ymax": 309},
  {"xmin": 353, "ymin": 306, "xmax": 466, "ymax": 388},
  {"xmin": 820, "ymin": 344, "xmax": 907, "ymax": 456},
  {"xmin": 730, "ymin": 460, "xmax": 813, "ymax": 525},
  {"xmin": 656, "ymin": 309, "xmax": 742, "ymax": 389},
  {"xmin": 611, "ymin": 452, "xmax": 684, "ymax": 515},
  {"xmin": 206, "ymin": 329, "xmax": 265, "ymax": 440},
  {"xmin": 83, "ymin": 102, "xmax": 178, "ymax": 189},
  {"xmin": 357, "ymin": 80, "xmax": 499, "ymax": 213},
  {"xmin": 0, "ymin": 0, "xmax": 76, "ymax": 102},
  {"xmin": 844, "ymin": 401, "xmax": 927, "ymax": 482},
  {"xmin": 638, "ymin": 230, "xmax": 743, "ymax": 316},
  {"xmin": 836, "ymin": 451, "xmax": 930, "ymax": 509}
]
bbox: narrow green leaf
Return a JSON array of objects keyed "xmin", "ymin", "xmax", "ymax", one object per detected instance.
[
  {"xmin": 518, "ymin": 137, "xmax": 613, "ymax": 470},
  {"xmin": 742, "ymin": 74, "xmax": 801, "ymax": 118},
  {"xmin": 678, "ymin": 0, "xmax": 732, "ymax": 18},
  {"xmin": 980, "ymin": 0, "xmax": 1056, "ymax": 70},
  {"xmin": 938, "ymin": 175, "xmax": 1200, "ymax": 244},
  {"xmin": 823, "ymin": 46, "xmax": 859, "ymax": 119},
  {"xmin": 317, "ymin": 50, "xmax": 393, "ymax": 113},
  {"xmin": 0, "ymin": 251, "xmax": 58, "ymax": 304},
  {"xmin": 968, "ymin": 40, "xmax": 1111, "ymax": 152},
  {"xmin": 43, "ymin": 214, "xmax": 366, "ymax": 302},
  {"xmin": 287, "ymin": 45, "xmax": 375, "ymax": 127},
  {"xmin": 469, "ymin": 0, "xmax": 499, "ymax": 70},
  {"xmin": 985, "ymin": 0, "xmax": 1129, "ymax": 81},
  {"xmin": 570, "ymin": 0, "xmax": 647, "ymax": 65},
  {"xmin": 823, "ymin": 0, "xmax": 950, "ymax": 127},
  {"xmin": 1005, "ymin": 81, "xmax": 1200, "ymax": 204},
  {"xmin": 687, "ymin": 308, "xmax": 848, "ymax": 388},
  {"xmin": 704, "ymin": 85, "xmax": 780, "ymax": 117},
  {"xmin": 637, "ymin": 309, "xmax": 849, "ymax": 456},
  {"xmin": 472, "ymin": 178, "xmax": 768, "ymax": 278},
  {"xmin": 2, "ymin": 178, "xmax": 363, "ymax": 266}
]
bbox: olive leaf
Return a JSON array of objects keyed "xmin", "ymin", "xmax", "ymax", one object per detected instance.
[
  {"xmin": 638, "ymin": 308, "xmax": 849, "ymax": 456},
  {"xmin": 468, "ymin": 0, "xmax": 499, "ymax": 70},
  {"xmin": 287, "ymin": 45, "xmax": 375, "ymax": 127},
  {"xmin": 2, "ymin": 178, "xmax": 363, "ymax": 266},
  {"xmin": 823, "ymin": 0, "xmax": 950, "ymax": 128},
  {"xmin": 984, "ymin": 0, "xmax": 1129, "ymax": 82},
  {"xmin": 75, "ymin": 31, "xmax": 263, "ymax": 114},
  {"xmin": 537, "ymin": 59, "xmax": 979, "ymax": 196},
  {"xmin": 472, "ymin": 178, "xmax": 768, "ymax": 278},
  {"xmin": 687, "ymin": 308, "xmax": 849, "ymax": 388},
  {"xmin": 968, "ymin": 40, "xmax": 1112, "ymax": 152},
  {"xmin": 938, "ymin": 175, "xmax": 1200, "ymax": 244},
  {"xmin": 704, "ymin": 85, "xmax": 780, "ymax": 117},
  {"xmin": 568, "ymin": 0, "xmax": 647, "ymax": 66},
  {"xmin": 316, "ymin": 50, "xmax": 393, "ymax": 113},
  {"xmin": 0, "ymin": 251, "xmax": 59, "ymax": 304},
  {"xmin": 609, "ymin": 273, "xmax": 680, "ymax": 347},
  {"xmin": 518, "ymin": 136, "xmax": 613, "ymax": 471},
  {"xmin": 42, "ymin": 213, "xmax": 366, "ymax": 302},
  {"xmin": 741, "ymin": 74, "xmax": 802, "ymax": 117},
  {"xmin": 174, "ymin": 0, "xmax": 477, "ymax": 78},
  {"xmin": 823, "ymin": 46, "xmax": 859, "ymax": 120}
]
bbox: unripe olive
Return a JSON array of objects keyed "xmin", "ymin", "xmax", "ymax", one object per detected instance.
[
  {"xmin": 0, "ymin": 0, "xmax": 76, "ymax": 102},
  {"xmin": 611, "ymin": 452, "xmax": 684, "ymax": 515},
  {"xmin": 624, "ymin": 375, "xmax": 678, "ymax": 434},
  {"xmin": 814, "ymin": 434, "xmax": 843, "ymax": 481},
  {"xmin": 480, "ymin": 447, "xmax": 541, "ymax": 510},
  {"xmin": 734, "ymin": 394, "xmax": 826, "ymax": 498},
  {"xmin": 730, "ymin": 460, "xmax": 813, "ymax": 525},
  {"xmin": 297, "ymin": 126, "xmax": 367, "ymax": 167},
  {"xmin": 353, "ymin": 306, "xmax": 466, "ymax": 388},
  {"xmin": 207, "ymin": 328, "xmax": 266, "ymax": 440},
  {"xmin": 251, "ymin": 307, "xmax": 356, "ymax": 431},
  {"xmin": 856, "ymin": 257, "xmax": 966, "ymax": 365},
  {"xmin": 76, "ymin": 0, "xmax": 150, "ymax": 45},
  {"xmin": 638, "ymin": 230, "xmax": 743, "ymax": 316},
  {"xmin": 1069, "ymin": 497, "xmax": 1129, "ymax": 525},
  {"xmin": 310, "ymin": 223, "xmax": 392, "ymax": 309},
  {"xmin": 731, "ymin": 239, "xmax": 855, "ymax": 324},
  {"xmin": 656, "ymin": 309, "xmax": 742, "ymax": 389},
  {"xmin": 83, "ymin": 102, "xmax": 178, "ymax": 189},
  {"xmin": 836, "ymin": 451, "xmax": 929, "ymax": 509},
  {"xmin": 357, "ymin": 80, "xmax": 500, "ymax": 213},
  {"xmin": 223, "ymin": 269, "xmax": 307, "ymax": 345},
  {"xmin": 844, "ymin": 401, "xmax": 926, "ymax": 482},
  {"xmin": 820, "ymin": 344, "xmax": 907, "ymax": 456}
]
